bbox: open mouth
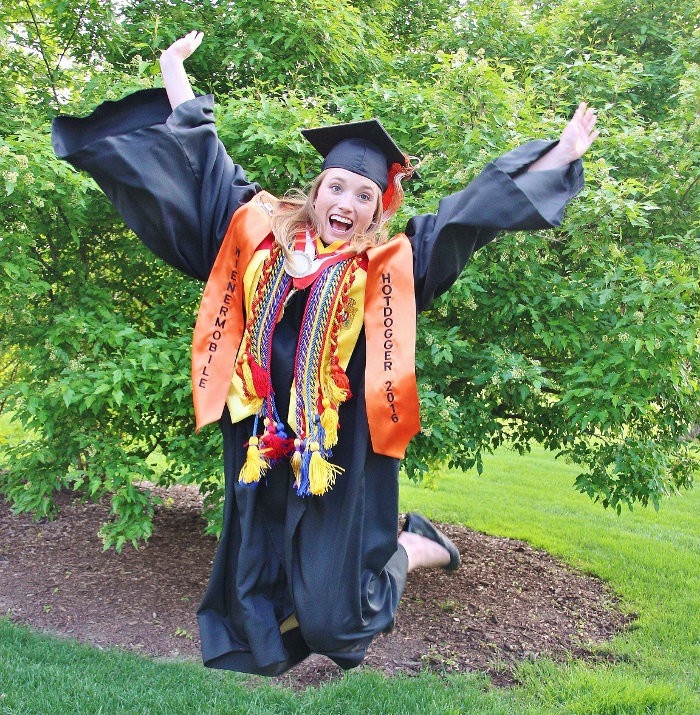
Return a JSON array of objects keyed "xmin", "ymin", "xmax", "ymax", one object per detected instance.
[{"xmin": 329, "ymin": 214, "xmax": 354, "ymax": 234}]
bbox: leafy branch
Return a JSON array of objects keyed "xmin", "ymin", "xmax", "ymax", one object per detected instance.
[{"xmin": 22, "ymin": 0, "xmax": 59, "ymax": 104}]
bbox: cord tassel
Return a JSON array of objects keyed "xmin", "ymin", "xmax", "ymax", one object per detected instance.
[
  {"xmin": 291, "ymin": 438, "xmax": 303, "ymax": 487},
  {"xmin": 237, "ymin": 353, "xmax": 264, "ymax": 413},
  {"xmin": 261, "ymin": 422, "xmax": 294, "ymax": 462},
  {"xmin": 307, "ymin": 441, "xmax": 344, "ymax": 496},
  {"xmin": 327, "ymin": 360, "xmax": 351, "ymax": 404},
  {"xmin": 320, "ymin": 399, "xmax": 339, "ymax": 449},
  {"xmin": 248, "ymin": 354, "xmax": 272, "ymax": 397},
  {"xmin": 238, "ymin": 437, "xmax": 268, "ymax": 485},
  {"xmin": 296, "ymin": 446, "xmax": 312, "ymax": 496}
]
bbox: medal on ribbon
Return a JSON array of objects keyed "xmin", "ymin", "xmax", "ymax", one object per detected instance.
[{"xmin": 284, "ymin": 229, "xmax": 315, "ymax": 279}]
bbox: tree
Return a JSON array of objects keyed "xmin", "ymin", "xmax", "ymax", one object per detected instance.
[{"xmin": 0, "ymin": 0, "xmax": 697, "ymax": 550}]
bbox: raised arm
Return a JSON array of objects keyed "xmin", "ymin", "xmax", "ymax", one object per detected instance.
[
  {"xmin": 52, "ymin": 30, "xmax": 260, "ymax": 281},
  {"xmin": 409, "ymin": 104, "xmax": 597, "ymax": 311},
  {"xmin": 160, "ymin": 31, "xmax": 203, "ymax": 110}
]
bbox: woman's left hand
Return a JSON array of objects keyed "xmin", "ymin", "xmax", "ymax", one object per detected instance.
[
  {"xmin": 527, "ymin": 101, "xmax": 599, "ymax": 172},
  {"xmin": 558, "ymin": 101, "xmax": 599, "ymax": 161}
]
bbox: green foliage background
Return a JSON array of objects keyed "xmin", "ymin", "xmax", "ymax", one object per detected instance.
[{"xmin": 0, "ymin": 0, "xmax": 698, "ymax": 550}]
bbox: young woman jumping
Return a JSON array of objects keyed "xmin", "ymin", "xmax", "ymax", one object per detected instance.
[{"xmin": 52, "ymin": 30, "xmax": 597, "ymax": 675}]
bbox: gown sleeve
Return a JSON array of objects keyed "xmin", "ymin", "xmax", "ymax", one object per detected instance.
[
  {"xmin": 51, "ymin": 87, "xmax": 261, "ymax": 281},
  {"xmin": 407, "ymin": 139, "xmax": 584, "ymax": 312}
]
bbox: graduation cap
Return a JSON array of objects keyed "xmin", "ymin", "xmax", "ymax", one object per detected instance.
[{"xmin": 301, "ymin": 119, "xmax": 416, "ymax": 194}]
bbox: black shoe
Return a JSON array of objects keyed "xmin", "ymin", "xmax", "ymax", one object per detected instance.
[{"xmin": 402, "ymin": 512, "xmax": 460, "ymax": 571}]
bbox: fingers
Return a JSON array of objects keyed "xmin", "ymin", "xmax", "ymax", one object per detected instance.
[
  {"xmin": 561, "ymin": 101, "xmax": 600, "ymax": 156},
  {"xmin": 574, "ymin": 101, "xmax": 595, "ymax": 120},
  {"xmin": 573, "ymin": 101, "xmax": 598, "ymax": 138},
  {"xmin": 178, "ymin": 30, "xmax": 203, "ymax": 46},
  {"xmin": 584, "ymin": 109, "xmax": 597, "ymax": 135},
  {"xmin": 162, "ymin": 30, "xmax": 204, "ymax": 61}
]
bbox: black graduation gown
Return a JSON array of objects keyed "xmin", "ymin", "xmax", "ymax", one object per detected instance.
[{"xmin": 52, "ymin": 89, "xmax": 584, "ymax": 676}]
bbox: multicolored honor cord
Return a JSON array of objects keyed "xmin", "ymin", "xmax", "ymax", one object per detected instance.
[
  {"xmin": 236, "ymin": 245, "xmax": 295, "ymax": 485},
  {"xmin": 291, "ymin": 254, "xmax": 360, "ymax": 495},
  {"xmin": 235, "ymin": 236, "xmax": 362, "ymax": 496}
]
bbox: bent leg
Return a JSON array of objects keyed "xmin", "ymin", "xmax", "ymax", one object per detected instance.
[{"xmin": 398, "ymin": 530, "xmax": 451, "ymax": 572}]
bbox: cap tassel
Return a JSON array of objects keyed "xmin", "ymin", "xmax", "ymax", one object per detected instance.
[
  {"xmin": 382, "ymin": 155, "xmax": 419, "ymax": 223},
  {"xmin": 238, "ymin": 436, "xmax": 268, "ymax": 485}
]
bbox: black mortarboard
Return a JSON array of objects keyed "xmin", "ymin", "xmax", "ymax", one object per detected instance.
[{"xmin": 301, "ymin": 119, "xmax": 407, "ymax": 193}]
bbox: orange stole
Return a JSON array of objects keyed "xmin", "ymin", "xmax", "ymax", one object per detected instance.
[
  {"xmin": 364, "ymin": 235, "xmax": 420, "ymax": 458},
  {"xmin": 191, "ymin": 192, "xmax": 276, "ymax": 432},
  {"xmin": 191, "ymin": 193, "xmax": 421, "ymax": 460}
]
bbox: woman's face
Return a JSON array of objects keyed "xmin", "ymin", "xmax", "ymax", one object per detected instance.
[{"xmin": 313, "ymin": 169, "xmax": 381, "ymax": 244}]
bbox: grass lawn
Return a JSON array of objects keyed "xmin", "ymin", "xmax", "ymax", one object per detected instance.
[
  {"xmin": 1, "ymin": 438, "xmax": 698, "ymax": 714},
  {"xmin": 400, "ymin": 446, "xmax": 699, "ymax": 714}
]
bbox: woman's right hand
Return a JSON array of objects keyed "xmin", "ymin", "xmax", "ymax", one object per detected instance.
[
  {"xmin": 160, "ymin": 31, "xmax": 201, "ymax": 109},
  {"xmin": 160, "ymin": 30, "xmax": 203, "ymax": 64}
]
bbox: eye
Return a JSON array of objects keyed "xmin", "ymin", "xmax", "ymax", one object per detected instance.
[
  {"xmin": 330, "ymin": 183, "xmax": 341, "ymax": 192},
  {"xmin": 358, "ymin": 192, "xmax": 371, "ymax": 201}
]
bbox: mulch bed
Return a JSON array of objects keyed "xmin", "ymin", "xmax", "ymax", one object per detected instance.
[{"xmin": 0, "ymin": 485, "xmax": 633, "ymax": 688}]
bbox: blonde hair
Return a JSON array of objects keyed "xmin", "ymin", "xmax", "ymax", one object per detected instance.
[{"xmin": 270, "ymin": 170, "xmax": 388, "ymax": 258}]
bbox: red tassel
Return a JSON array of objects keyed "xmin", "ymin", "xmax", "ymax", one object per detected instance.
[
  {"xmin": 381, "ymin": 155, "xmax": 418, "ymax": 222},
  {"xmin": 382, "ymin": 163, "xmax": 403, "ymax": 211},
  {"xmin": 247, "ymin": 352, "xmax": 272, "ymax": 397},
  {"xmin": 332, "ymin": 363, "xmax": 351, "ymax": 396},
  {"xmin": 259, "ymin": 421, "xmax": 294, "ymax": 462},
  {"xmin": 261, "ymin": 432, "xmax": 294, "ymax": 461}
]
